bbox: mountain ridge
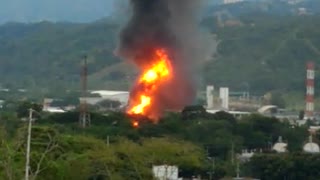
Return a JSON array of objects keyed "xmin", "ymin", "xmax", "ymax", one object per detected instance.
[{"xmin": 0, "ymin": 12, "xmax": 320, "ymax": 94}]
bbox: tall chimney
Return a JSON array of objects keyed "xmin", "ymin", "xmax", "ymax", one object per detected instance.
[
  {"xmin": 206, "ymin": 85, "xmax": 214, "ymax": 109},
  {"xmin": 220, "ymin": 87, "xmax": 229, "ymax": 110},
  {"xmin": 305, "ymin": 61, "xmax": 315, "ymax": 120}
]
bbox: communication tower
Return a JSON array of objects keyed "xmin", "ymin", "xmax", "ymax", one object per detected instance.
[{"xmin": 79, "ymin": 55, "xmax": 91, "ymax": 128}]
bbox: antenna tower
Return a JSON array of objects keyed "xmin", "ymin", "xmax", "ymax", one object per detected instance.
[{"xmin": 79, "ymin": 55, "xmax": 91, "ymax": 128}]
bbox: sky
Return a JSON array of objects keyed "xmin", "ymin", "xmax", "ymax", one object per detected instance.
[{"xmin": 0, "ymin": 0, "xmax": 116, "ymax": 24}]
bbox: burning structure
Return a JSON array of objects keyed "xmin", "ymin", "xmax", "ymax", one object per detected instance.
[{"xmin": 116, "ymin": 0, "xmax": 208, "ymax": 122}]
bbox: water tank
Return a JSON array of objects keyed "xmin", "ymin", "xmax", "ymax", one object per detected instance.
[{"xmin": 303, "ymin": 136, "xmax": 320, "ymax": 153}]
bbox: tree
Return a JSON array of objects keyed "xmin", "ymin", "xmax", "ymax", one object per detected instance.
[
  {"xmin": 16, "ymin": 101, "xmax": 42, "ymax": 119},
  {"xmin": 248, "ymin": 153, "xmax": 320, "ymax": 180},
  {"xmin": 0, "ymin": 126, "xmax": 23, "ymax": 180}
]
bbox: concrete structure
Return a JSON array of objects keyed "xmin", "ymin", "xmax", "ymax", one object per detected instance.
[
  {"xmin": 79, "ymin": 97, "xmax": 105, "ymax": 106},
  {"xmin": 258, "ymin": 105, "xmax": 278, "ymax": 114},
  {"xmin": 309, "ymin": 126, "xmax": 320, "ymax": 134},
  {"xmin": 305, "ymin": 62, "xmax": 315, "ymax": 120},
  {"xmin": 43, "ymin": 98, "xmax": 54, "ymax": 111},
  {"xmin": 42, "ymin": 98, "xmax": 65, "ymax": 113},
  {"xmin": 238, "ymin": 150, "xmax": 255, "ymax": 162},
  {"xmin": 206, "ymin": 85, "xmax": 214, "ymax": 109},
  {"xmin": 79, "ymin": 56, "xmax": 90, "ymax": 128},
  {"xmin": 272, "ymin": 136, "xmax": 287, "ymax": 153},
  {"xmin": 44, "ymin": 107, "xmax": 65, "ymax": 113},
  {"xmin": 287, "ymin": 0, "xmax": 305, "ymax": 5},
  {"xmin": 219, "ymin": 87, "xmax": 229, "ymax": 110},
  {"xmin": 90, "ymin": 90, "xmax": 129, "ymax": 106},
  {"xmin": 152, "ymin": 165, "xmax": 181, "ymax": 180},
  {"xmin": 42, "ymin": 98, "xmax": 75, "ymax": 113},
  {"xmin": 206, "ymin": 109, "xmax": 250, "ymax": 118},
  {"xmin": 223, "ymin": 0, "xmax": 244, "ymax": 4},
  {"xmin": 303, "ymin": 135, "xmax": 320, "ymax": 153}
]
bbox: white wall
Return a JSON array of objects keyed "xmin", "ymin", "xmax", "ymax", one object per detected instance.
[
  {"xmin": 153, "ymin": 165, "xmax": 179, "ymax": 180},
  {"xmin": 206, "ymin": 85, "xmax": 214, "ymax": 109},
  {"xmin": 219, "ymin": 87, "xmax": 229, "ymax": 110}
]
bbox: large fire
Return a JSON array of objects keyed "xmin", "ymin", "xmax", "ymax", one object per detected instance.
[
  {"xmin": 117, "ymin": 0, "xmax": 203, "ymax": 128},
  {"xmin": 127, "ymin": 49, "xmax": 172, "ymax": 122}
]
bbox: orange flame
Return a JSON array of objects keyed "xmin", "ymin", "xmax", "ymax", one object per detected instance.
[
  {"xmin": 127, "ymin": 49, "xmax": 172, "ymax": 120},
  {"xmin": 132, "ymin": 120, "xmax": 139, "ymax": 128},
  {"xmin": 129, "ymin": 95, "xmax": 151, "ymax": 114}
]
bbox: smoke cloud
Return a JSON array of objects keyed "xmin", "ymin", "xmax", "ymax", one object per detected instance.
[{"xmin": 116, "ymin": 0, "xmax": 209, "ymax": 119}]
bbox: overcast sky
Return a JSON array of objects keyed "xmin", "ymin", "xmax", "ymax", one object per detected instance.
[{"xmin": 0, "ymin": 0, "xmax": 116, "ymax": 24}]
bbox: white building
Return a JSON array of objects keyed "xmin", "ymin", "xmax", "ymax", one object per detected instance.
[
  {"xmin": 152, "ymin": 165, "xmax": 181, "ymax": 180},
  {"xmin": 207, "ymin": 109, "xmax": 250, "ymax": 118},
  {"xmin": 223, "ymin": 0, "xmax": 244, "ymax": 4},
  {"xmin": 44, "ymin": 107, "xmax": 66, "ymax": 113},
  {"xmin": 206, "ymin": 85, "xmax": 214, "ymax": 109},
  {"xmin": 42, "ymin": 98, "xmax": 66, "ymax": 113},
  {"xmin": 238, "ymin": 149, "xmax": 255, "ymax": 162},
  {"xmin": 219, "ymin": 87, "xmax": 229, "ymax": 110},
  {"xmin": 90, "ymin": 90, "xmax": 129, "ymax": 106},
  {"xmin": 287, "ymin": 0, "xmax": 305, "ymax": 5}
]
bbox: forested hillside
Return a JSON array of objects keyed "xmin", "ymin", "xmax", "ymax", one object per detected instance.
[
  {"xmin": 202, "ymin": 14, "xmax": 320, "ymax": 93},
  {"xmin": 0, "ymin": 20, "xmax": 120, "ymax": 90},
  {"xmin": 0, "ymin": 14, "xmax": 320, "ymax": 94}
]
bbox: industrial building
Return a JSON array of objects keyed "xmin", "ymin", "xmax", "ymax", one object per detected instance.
[
  {"xmin": 223, "ymin": 0, "xmax": 244, "ymax": 4},
  {"xmin": 90, "ymin": 90, "xmax": 129, "ymax": 106}
]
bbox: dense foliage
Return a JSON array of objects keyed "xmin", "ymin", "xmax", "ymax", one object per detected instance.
[
  {"xmin": 1, "ymin": 105, "xmax": 317, "ymax": 179},
  {"xmin": 202, "ymin": 14, "xmax": 320, "ymax": 93},
  {"xmin": 249, "ymin": 153, "xmax": 320, "ymax": 180},
  {"xmin": 0, "ymin": 21, "xmax": 120, "ymax": 90}
]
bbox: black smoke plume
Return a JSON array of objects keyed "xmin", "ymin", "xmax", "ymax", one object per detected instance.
[{"xmin": 116, "ymin": 0, "xmax": 208, "ymax": 119}]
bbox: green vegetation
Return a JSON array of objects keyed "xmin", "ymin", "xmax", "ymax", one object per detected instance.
[
  {"xmin": 1, "ymin": 102, "xmax": 318, "ymax": 179},
  {"xmin": 1, "ymin": 2, "xmax": 320, "ymax": 179},
  {"xmin": 202, "ymin": 15, "xmax": 320, "ymax": 94},
  {"xmin": 248, "ymin": 153, "xmax": 320, "ymax": 180},
  {"xmin": 0, "ymin": 21, "xmax": 120, "ymax": 90},
  {"xmin": 1, "ymin": 14, "xmax": 320, "ymax": 96}
]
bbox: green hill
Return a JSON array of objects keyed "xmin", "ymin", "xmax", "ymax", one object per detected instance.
[
  {"xmin": 202, "ymin": 14, "xmax": 320, "ymax": 94},
  {"xmin": 0, "ymin": 14, "xmax": 320, "ymax": 95},
  {"xmin": 0, "ymin": 21, "xmax": 120, "ymax": 90}
]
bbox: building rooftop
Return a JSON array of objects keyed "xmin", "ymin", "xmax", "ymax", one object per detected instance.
[{"xmin": 90, "ymin": 90, "xmax": 129, "ymax": 96}]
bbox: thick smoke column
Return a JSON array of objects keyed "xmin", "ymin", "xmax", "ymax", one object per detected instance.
[{"xmin": 116, "ymin": 0, "xmax": 207, "ymax": 121}]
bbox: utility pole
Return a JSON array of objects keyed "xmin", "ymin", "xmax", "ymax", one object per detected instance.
[
  {"xmin": 236, "ymin": 161, "xmax": 240, "ymax": 179},
  {"xmin": 25, "ymin": 108, "xmax": 33, "ymax": 180},
  {"xmin": 206, "ymin": 147, "xmax": 215, "ymax": 180},
  {"xmin": 208, "ymin": 157, "xmax": 215, "ymax": 180},
  {"xmin": 107, "ymin": 136, "xmax": 110, "ymax": 147},
  {"xmin": 231, "ymin": 142, "xmax": 234, "ymax": 165}
]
